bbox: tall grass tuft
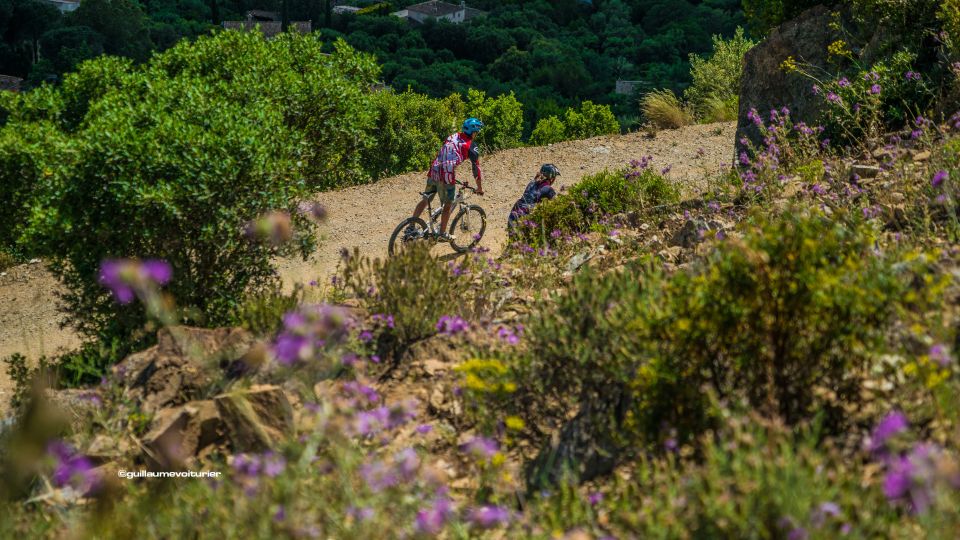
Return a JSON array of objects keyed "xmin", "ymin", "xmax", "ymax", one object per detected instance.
[{"xmin": 640, "ymin": 89, "xmax": 694, "ymax": 130}]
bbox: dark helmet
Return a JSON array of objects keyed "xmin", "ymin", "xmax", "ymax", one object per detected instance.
[{"xmin": 540, "ymin": 163, "xmax": 561, "ymax": 179}]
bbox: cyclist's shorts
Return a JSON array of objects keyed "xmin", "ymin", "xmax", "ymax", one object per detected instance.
[{"xmin": 424, "ymin": 179, "xmax": 456, "ymax": 204}]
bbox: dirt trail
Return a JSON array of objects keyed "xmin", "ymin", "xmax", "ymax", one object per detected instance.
[{"xmin": 0, "ymin": 122, "xmax": 735, "ymax": 416}]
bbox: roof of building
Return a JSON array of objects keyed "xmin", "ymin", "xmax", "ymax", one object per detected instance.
[
  {"xmin": 246, "ymin": 9, "xmax": 280, "ymax": 21},
  {"xmin": 405, "ymin": 1, "xmax": 464, "ymax": 17}
]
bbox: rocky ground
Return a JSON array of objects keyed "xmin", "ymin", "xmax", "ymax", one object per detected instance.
[{"xmin": 0, "ymin": 122, "xmax": 736, "ymax": 417}]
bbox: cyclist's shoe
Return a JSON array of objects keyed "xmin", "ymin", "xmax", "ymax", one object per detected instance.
[{"xmin": 436, "ymin": 232, "xmax": 455, "ymax": 243}]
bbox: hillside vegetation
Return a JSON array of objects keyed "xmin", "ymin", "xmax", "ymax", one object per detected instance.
[{"xmin": 3, "ymin": 0, "xmax": 960, "ymax": 538}]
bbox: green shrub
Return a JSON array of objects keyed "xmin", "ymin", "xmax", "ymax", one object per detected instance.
[
  {"xmin": 510, "ymin": 208, "xmax": 921, "ymax": 454},
  {"xmin": 640, "ymin": 89, "xmax": 693, "ymax": 130},
  {"xmin": 742, "ymin": 0, "xmax": 823, "ymax": 36},
  {"xmin": 521, "ymin": 167, "xmax": 677, "ymax": 245},
  {"xmin": 361, "ymin": 90, "xmax": 463, "ymax": 180},
  {"xmin": 684, "ymin": 28, "xmax": 756, "ymax": 122},
  {"xmin": 465, "ymin": 88, "xmax": 523, "ymax": 151},
  {"xmin": 337, "ymin": 245, "xmax": 467, "ymax": 347},
  {"xmin": 562, "ymin": 101, "xmax": 620, "ymax": 140},
  {"xmin": 529, "ymin": 115, "xmax": 566, "ymax": 146},
  {"xmin": 942, "ymin": 0, "xmax": 960, "ymax": 59},
  {"xmin": 229, "ymin": 285, "xmax": 305, "ymax": 338},
  {"xmin": 7, "ymin": 31, "xmax": 377, "ymax": 344}
]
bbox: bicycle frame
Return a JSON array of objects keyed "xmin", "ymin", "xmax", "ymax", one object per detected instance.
[{"xmin": 425, "ymin": 183, "xmax": 471, "ymax": 233}]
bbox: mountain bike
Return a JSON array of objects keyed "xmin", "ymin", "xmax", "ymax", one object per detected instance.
[{"xmin": 388, "ymin": 181, "xmax": 487, "ymax": 256}]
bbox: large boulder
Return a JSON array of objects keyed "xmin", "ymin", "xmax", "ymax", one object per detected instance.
[
  {"xmin": 214, "ymin": 384, "xmax": 293, "ymax": 452},
  {"xmin": 112, "ymin": 326, "xmax": 255, "ymax": 413},
  {"xmin": 141, "ymin": 399, "xmax": 226, "ymax": 469},
  {"xmin": 736, "ymin": 5, "xmax": 842, "ymax": 153}
]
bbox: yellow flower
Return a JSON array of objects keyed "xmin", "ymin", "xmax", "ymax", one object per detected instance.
[
  {"xmin": 505, "ymin": 416, "xmax": 525, "ymax": 431},
  {"xmin": 780, "ymin": 56, "xmax": 798, "ymax": 72},
  {"xmin": 827, "ymin": 40, "xmax": 851, "ymax": 58}
]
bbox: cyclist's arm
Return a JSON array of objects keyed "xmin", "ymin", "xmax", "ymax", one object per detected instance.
[{"xmin": 468, "ymin": 144, "xmax": 483, "ymax": 193}]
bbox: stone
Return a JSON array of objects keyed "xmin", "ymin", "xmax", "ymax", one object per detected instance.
[
  {"xmin": 215, "ymin": 385, "xmax": 293, "ymax": 452},
  {"xmin": 140, "ymin": 399, "xmax": 225, "ymax": 469},
  {"xmin": 913, "ymin": 150, "xmax": 931, "ymax": 162},
  {"xmin": 566, "ymin": 251, "xmax": 593, "ymax": 273},
  {"xmin": 851, "ymin": 164, "xmax": 881, "ymax": 178},
  {"xmin": 657, "ymin": 246, "xmax": 683, "ymax": 263},
  {"xmin": 86, "ymin": 434, "xmax": 130, "ymax": 464},
  {"xmin": 112, "ymin": 326, "xmax": 255, "ymax": 413},
  {"xmin": 736, "ymin": 6, "xmax": 844, "ymax": 153},
  {"xmin": 670, "ymin": 218, "xmax": 708, "ymax": 248}
]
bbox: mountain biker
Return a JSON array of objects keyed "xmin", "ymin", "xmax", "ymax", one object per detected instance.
[
  {"xmin": 407, "ymin": 118, "xmax": 485, "ymax": 242},
  {"xmin": 507, "ymin": 164, "xmax": 560, "ymax": 231}
]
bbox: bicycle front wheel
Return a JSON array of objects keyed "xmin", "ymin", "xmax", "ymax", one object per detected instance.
[
  {"xmin": 450, "ymin": 205, "xmax": 486, "ymax": 253},
  {"xmin": 388, "ymin": 217, "xmax": 428, "ymax": 256}
]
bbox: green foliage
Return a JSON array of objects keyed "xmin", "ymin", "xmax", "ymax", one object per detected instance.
[
  {"xmin": 801, "ymin": 50, "xmax": 936, "ymax": 146},
  {"xmin": 528, "ymin": 115, "xmax": 566, "ymax": 145},
  {"xmin": 562, "ymin": 101, "xmax": 620, "ymax": 139},
  {"xmin": 684, "ymin": 27, "xmax": 756, "ymax": 122},
  {"xmin": 229, "ymin": 285, "xmax": 305, "ymax": 337},
  {"xmin": 522, "ymin": 167, "xmax": 678, "ymax": 245},
  {"xmin": 940, "ymin": 0, "xmax": 960, "ymax": 60},
  {"xmin": 4, "ymin": 31, "xmax": 377, "ymax": 345},
  {"xmin": 511, "ymin": 208, "xmax": 922, "ymax": 450},
  {"xmin": 741, "ymin": 0, "xmax": 823, "ymax": 36},
  {"xmin": 337, "ymin": 245, "xmax": 466, "ymax": 346},
  {"xmin": 640, "ymin": 89, "xmax": 693, "ymax": 130},
  {"xmin": 465, "ymin": 89, "xmax": 523, "ymax": 151},
  {"xmin": 361, "ymin": 90, "xmax": 464, "ymax": 180}
]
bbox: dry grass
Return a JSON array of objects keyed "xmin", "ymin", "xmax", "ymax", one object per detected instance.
[{"xmin": 641, "ymin": 89, "xmax": 694, "ymax": 130}]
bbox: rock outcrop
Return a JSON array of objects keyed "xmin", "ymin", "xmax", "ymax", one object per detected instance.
[
  {"xmin": 112, "ymin": 326, "xmax": 256, "ymax": 413},
  {"xmin": 736, "ymin": 5, "xmax": 841, "ymax": 152}
]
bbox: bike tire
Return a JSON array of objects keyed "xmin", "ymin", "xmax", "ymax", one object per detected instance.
[
  {"xmin": 388, "ymin": 217, "xmax": 428, "ymax": 257},
  {"xmin": 450, "ymin": 205, "xmax": 487, "ymax": 253}
]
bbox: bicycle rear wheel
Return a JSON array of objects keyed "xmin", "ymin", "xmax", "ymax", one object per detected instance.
[
  {"xmin": 450, "ymin": 205, "xmax": 486, "ymax": 253},
  {"xmin": 388, "ymin": 217, "xmax": 428, "ymax": 256}
]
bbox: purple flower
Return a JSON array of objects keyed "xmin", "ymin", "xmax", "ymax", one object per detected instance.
[
  {"xmin": 838, "ymin": 77, "xmax": 851, "ymax": 87},
  {"xmin": 588, "ymin": 492, "xmax": 603, "ymax": 505},
  {"xmin": 415, "ymin": 497, "xmax": 454, "ymax": 535},
  {"xmin": 436, "ymin": 315, "xmax": 469, "ymax": 335},
  {"xmin": 738, "ymin": 151, "xmax": 751, "ymax": 166},
  {"xmin": 932, "ymin": 170, "xmax": 948, "ymax": 188},
  {"xmin": 905, "ymin": 71, "xmax": 921, "ymax": 81},
  {"xmin": 826, "ymin": 92, "xmax": 841, "ymax": 104},
  {"xmin": 929, "ymin": 344, "xmax": 951, "ymax": 367},
  {"xmin": 48, "ymin": 440, "xmax": 97, "ymax": 494},
  {"xmin": 359, "ymin": 330, "xmax": 373, "ymax": 343},
  {"xmin": 232, "ymin": 453, "xmax": 262, "ymax": 477},
  {"xmin": 467, "ymin": 505, "xmax": 511, "ymax": 529},
  {"xmin": 461, "ymin": 436, "xmax": 499, "ymax": 460},
  {"xmin": 416, "ymin": 423, "xmax": 433, "ymax": 434},
  {"xmin": 869, "ymin": 84, "xmax": 882, "ymax": 95},
  {"xmin": 262, "ymin": 452, "xmax": 286, "ymax": 478},
  {"xmin": 870, "ymin": 411, "xmax": 909, "ymax": 453},
  {"xmin": 812, "ymin": 84, "xmax": 821, "ymax": 95},
  {"xmin": 360, "ymin": 460, "xmax": 399, "ymax": 492},
  {"xmin": 99, "ymin": 259, "xmax": 172, "ymax": 304}
]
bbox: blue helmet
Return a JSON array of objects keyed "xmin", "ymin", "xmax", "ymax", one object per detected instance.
[{"xmin": 462, "ymin": 117, "xmax": 484, "ymax": 135}]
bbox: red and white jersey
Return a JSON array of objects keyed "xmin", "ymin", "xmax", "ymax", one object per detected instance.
[{"xmin": 428, "ymin": 132, "xmax": 477, "ymax": 185}]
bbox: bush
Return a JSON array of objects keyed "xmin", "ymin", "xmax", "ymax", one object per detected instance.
[
  {"xmin": 465, "ymin": 89, "xmax": 523, "ymax": 151},
  {"xmin": 742, "ymin": 0, "xmax": 825, "ymax": 36},
  {"xmin": 337, "ymin": 245, "xmax": 468, "ymax": 347},
  {"xmin": 942, "ymin": 0, "xmax": 960, "ymax": 59},
  {"xmin": 562, "ymin": 101, "xmax": 620, "ymax": 140},
  {"xmin": 7, "ymin": 31, "xmax": 378, "ymax": 344},
  {"xmin": 684, "ymin": 28, "xmax": 756, "ymax": 122},
  {"xmin": 521, "ymin": 166, "xmax": 678, "ymax": 245},
  {"xmin": 528, "ymin": 115, "xmax": 566, "ymax": 146},
  {"xmin": 640, "ymin": 89, "xmax": 693, "ymax": 130},
  {"xmin": 361, "ymin": 90, "xmax": 464, "ymax": 180},
  {"xmin": 510, "ymin": 208, "xmax": 922, "ymax": 454}
]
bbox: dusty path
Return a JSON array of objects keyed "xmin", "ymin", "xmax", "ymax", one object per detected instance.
[
  {"xmin": 0, "ymin": 122, "xmax": 735, "ymax": 415},
  {"xmin": 277, "ymin": 122, "xmax": 735, "ymax": 286}
]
